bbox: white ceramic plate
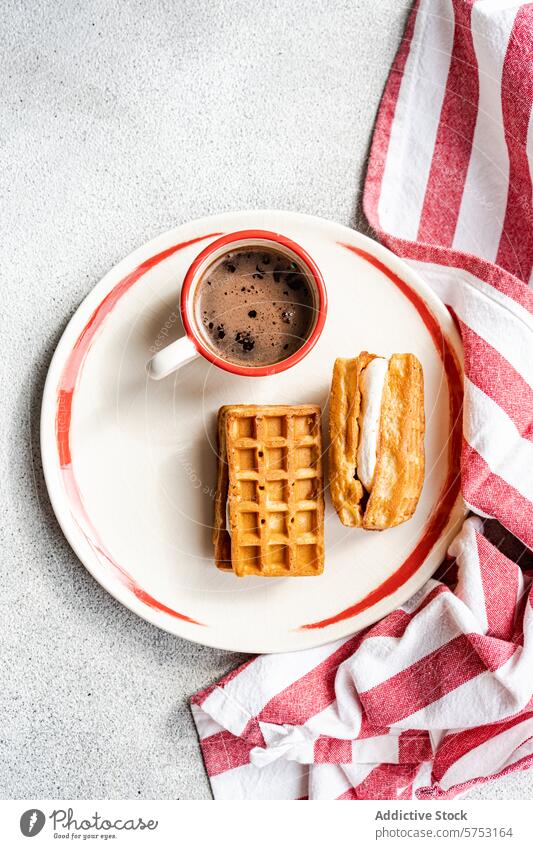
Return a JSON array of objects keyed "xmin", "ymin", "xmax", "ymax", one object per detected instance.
[{"xmin": 41, "ymin": 210, "xmax": 465, "ymax": 653}]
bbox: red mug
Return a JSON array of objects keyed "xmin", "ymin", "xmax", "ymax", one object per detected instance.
[{"xmin": 147, "ymin": 230, "xmax": 327, "ymax": 379}]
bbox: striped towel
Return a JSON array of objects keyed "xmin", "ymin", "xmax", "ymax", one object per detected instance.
[
  {"xmin": 365, "ymin": 0, "xmax": 533, "ymax": 546},
  {"xmin": 191, "ymin": 0, "xmax": 533, "ymax": 799}
]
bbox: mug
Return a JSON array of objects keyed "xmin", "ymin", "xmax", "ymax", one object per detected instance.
[{"xmin": 147, "ymin": 229, "xmax": 327, "ymax": 379}]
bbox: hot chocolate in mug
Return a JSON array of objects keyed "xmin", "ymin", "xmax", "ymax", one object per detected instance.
[{"xmin": 147, "ymin": 230, "xmax": 328, "ymax": 380}]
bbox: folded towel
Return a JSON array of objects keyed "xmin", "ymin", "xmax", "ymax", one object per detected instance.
[{"xmin": 192, "ymin": 519, "xmax": 533, "ymax": 799}]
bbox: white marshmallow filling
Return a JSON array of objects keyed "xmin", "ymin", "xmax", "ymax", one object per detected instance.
[{"xmin": 356, "ymin": 357, "xmax": 388, "ymax": 493}]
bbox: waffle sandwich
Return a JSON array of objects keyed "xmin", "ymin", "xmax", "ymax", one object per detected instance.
[
  {"xmin": 329, "ymin": 353, "xmax": 425, "ymax": 529},
  {"xmin": 213, "ymin": 404, "xmax": 325, "ymax": 576}
]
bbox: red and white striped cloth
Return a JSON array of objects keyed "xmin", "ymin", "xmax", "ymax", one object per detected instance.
[{"xmin": 191, "ymin": 0, "xmax": 533, "ymax": 799}]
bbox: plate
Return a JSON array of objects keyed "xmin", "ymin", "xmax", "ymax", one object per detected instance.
[{"xmin": 41, "ymin": 210, "xmax": 465, "ymax": 653}]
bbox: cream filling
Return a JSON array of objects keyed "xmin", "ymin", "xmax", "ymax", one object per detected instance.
[{"xmin": 356, "ymin": 357, "xmax": 388, "ymax": 492}]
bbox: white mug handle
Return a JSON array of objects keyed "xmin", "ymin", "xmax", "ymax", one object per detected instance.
[{"xmin": 147, "ymin": 336, "xmax": 198, "ymax": 380}]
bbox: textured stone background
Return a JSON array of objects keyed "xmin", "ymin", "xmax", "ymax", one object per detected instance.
[{"xmin": 1, "ymin": 0, "xmax": 530, "ymax": 799}]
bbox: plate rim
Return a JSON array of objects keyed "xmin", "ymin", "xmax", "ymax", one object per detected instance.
[{"xmin": 40, "ymin": 209, "xmax": 466, "ymax": 653}]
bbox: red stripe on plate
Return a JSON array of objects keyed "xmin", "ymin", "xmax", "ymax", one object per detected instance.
[
  {"xmin": 300, "ymin": 245, "xmax": 462, "ymax": 630},
  {"xmin": 56, "ymin": 234, "xmax": 221, "ymax": 465},
  {"xmin": 55, "ymin": 233, "xmax": 222, "ymax": 625}
]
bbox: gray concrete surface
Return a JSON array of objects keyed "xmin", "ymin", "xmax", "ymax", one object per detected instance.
[{"xmin": 0, "ymin": 0, "xmax": 530, "ymax": 800}]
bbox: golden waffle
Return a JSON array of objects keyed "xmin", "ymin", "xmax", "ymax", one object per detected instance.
[
  {"xmin": 329, "ymin": 353, "xmax": 425, "ymax": 530},
  {"xmin": 329, "ymin": 354, "xmax": 370, "ymax": 527},
  {"xmin": 212, "ymin": 406, "xmax": 233, "ymax": 571},
  {"xmin": 213, "ymin": 404, "xmax": 325, "ymax": 576}
]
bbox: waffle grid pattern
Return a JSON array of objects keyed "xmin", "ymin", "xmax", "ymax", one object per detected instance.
[{"xmin": 226, "ymin": 406, "xmax": 324, "ymax": 576}]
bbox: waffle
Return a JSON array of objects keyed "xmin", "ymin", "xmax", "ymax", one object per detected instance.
[
  {"xmin": 213, "ymin": 404, "xmax": 325, "ymax": 576},
  {"xmin": 329, "ymin": 353, "xmax": 425, "ymax": 530},
  {"xmin": 212, "ymin": 406, "xmax": 233, "ymax": 572}
]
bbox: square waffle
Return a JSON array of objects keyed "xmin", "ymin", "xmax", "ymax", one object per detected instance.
[{"xmin": 213, "ymin": 404, "xmax": 325, "ymax": 576}]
